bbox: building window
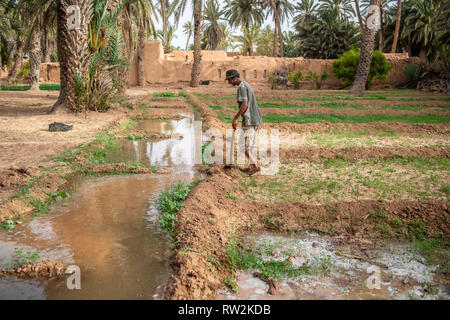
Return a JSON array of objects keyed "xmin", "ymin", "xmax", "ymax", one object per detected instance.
[
  {"xmin": 263, "ymin": 70, "xmax": 267, "ymax": 78},
  {"xmin": 218, "ymin": 69, "xmax": 221, "ymax": 79},
  {"xmin": 242, "ymin": 70, "xmax": 246, "ymax": 80},
  {"xmin": 254, "ymin": 70, "xmax": 257, "ymax": 78}
]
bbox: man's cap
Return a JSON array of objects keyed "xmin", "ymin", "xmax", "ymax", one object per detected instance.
[{"xmin": 225, "ymin": 69, "xmax": 240, "ymax": 80}]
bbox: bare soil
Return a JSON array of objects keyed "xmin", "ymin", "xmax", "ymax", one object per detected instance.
[
  {"xmin": 217, "ymin": 106, "xmax": 450, "ymax": 117},
  {"xmin": 0, "ymin": 88, "xmax": 173, "ymax": 224},
  {"xmin": 164, "ymin": 165, "xmax": 449, "ymax": 299},
  {"xmin": 279, "ymin": 146, "xmax": 450, "ymax": 161}
]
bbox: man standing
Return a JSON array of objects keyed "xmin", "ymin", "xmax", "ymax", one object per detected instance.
[{"xmin": 225, "ymin": 69, "xmax": 263, "ymax": 175}]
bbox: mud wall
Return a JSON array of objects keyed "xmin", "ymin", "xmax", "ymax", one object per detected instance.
[
  {"xmin": 39, "ymin": 63, "xmax": 60, "ymax": 83},
  {"xmin": 39, "ymin": 41, "xmax": 418, "ymax": 88}
]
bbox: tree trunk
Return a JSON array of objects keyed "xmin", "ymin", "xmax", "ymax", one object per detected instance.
[
  {"xmin": 419, "ymin": 48, "xmax": 427, "ymax": 65},
  {"xmin": 270, "ymin": 0, "xmax": 279, "ymax": 57},
  {"xmin": 272, "ymin": 26, "xmax": 278, "ymax": 57},
  {"xmin": 50, "ymin": 0, "xmax": 70, "ymax": 113},
  {"xmin": 8, "ymin": 38, "xmax": 24, "ymax": 81},
  {"xmin": 161, "ymin": 0, "xmax": 168, "ymax": 52},
  {"xmin": 137, "ymin": 21, "xmax": 145, "ymax": 87},
  {"xmin": 277, "ymin": 19, "xmax": 284, "ymax": 57},
  {"xmin": 349, "ymin": 0, "xmax": 380, "ymax": 95},
  {"xmin": 354, "ymin": 0, "xmax": 364, "ymax": 33},
  {"xmin": 391, "ymin": 0, "xmax": 401, "ymax": 53},
  {"xmin": 50, "ymin": 0, "xmax": 92, "ymax": 113},
  {"xmin": 185, "ymin": 32, "xmax": 191, "ymax": 50},
  {"xmin": 42, "ymin": 28, "xmax": 51, "ymax": 63},
  {"xmin": 378, "ymin": 7, "xmax": 383, "ymax": 51},
  {"xmin": 190, "ymin": 0, "xmax": 202, "ymax": 87},
  {"xmin": 29, "ymin": 19, "xmax": 42, "ymax": 90},
  {"xmin": 276, "ymin": 3, "xmax": 284, "ymax": 57}
]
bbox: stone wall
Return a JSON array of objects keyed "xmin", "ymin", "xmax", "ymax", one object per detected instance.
[{"xmin": 38, "ymin": 41, "xmax": 418, "ymax": 88}]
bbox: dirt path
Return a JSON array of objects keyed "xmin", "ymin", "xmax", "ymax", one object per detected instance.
[{"xmin": 0, "ymin": 88, "xmax": 160, "ymax": 211}]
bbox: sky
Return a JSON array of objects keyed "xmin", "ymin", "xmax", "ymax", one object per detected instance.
[{"xmin": 153, "ymin": 1, "xmax": 296, "ymax": 50}]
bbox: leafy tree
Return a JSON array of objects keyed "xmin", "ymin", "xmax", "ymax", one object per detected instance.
[
  {"xmin": 202, "ymin": 0, "xmax": 226, "ymax": 50},
  {"xmin": 332, "ymin": 47, "xmax": 393, "ymax": 89},
  {"xmin": 255, "ymin": 25, "xmax": 274, "ymax": 56},
  {"xmin": 294, "ymin": 8, "xmax": 361, "ymax": 59}
]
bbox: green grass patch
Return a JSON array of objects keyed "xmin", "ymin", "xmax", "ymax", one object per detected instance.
[
  {"xmin": 156, "ymin": 181, "xmax": 197, "ymax": 239},
  {"xmin": 226, "ymin": 239, "xmax": 334, "ymax": 280},
  {"xmin": 153, "ymin": 92, "xmax": 176, "ymax": 98},
  {"xmin": 1, "ymin": 84, "xmax": 60, "ymax": 91},
  {"xmin": 218, "ymin": 112, "xmax": 450, "ymax": 124},
  {"xmin": 258, "ymin": 113, "xmax": 450, "ymax": 124}
]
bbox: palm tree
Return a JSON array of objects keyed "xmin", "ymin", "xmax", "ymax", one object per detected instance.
[
  {"xmin": 130, "ymin": 0, "xmax": 157, "ymax": 86},
  {"xmin": 7, "ymin": 4, "xmax": 26, "ymax": 82},
  {"xmin": 295, "ymin": 8, "xmax": 360, "ymax": 58},
  {"xmin": 17, "ymin": 0, "xmax": 53, "ymax": 90},
  {"xmin": 182, "ymin": 21, "xmax": 193, "ymax": 49},
  {"xmin": 51, "ymin": 0, "xmax": 131, "ymax": 113},
  {"xmin": 361, "ymin": 0, "xmax": 393, "ymax": 52},
  {"xmin": 0, "ymin": 3, "xmax": 13, "ymax": 69},
  {"xmin": 224, "ymin": 0, "xmax": 264, "ymax": 55},
  {"xmin": 202, "ymin": 0, "xmax": 225, "ymax": 50},
  {"xmin": 157, "ymin": 23, "xmax": 177, "ymax": 49},
  {"xmin": 293, "ymin": 0, "xmax": 318, "ymax": 25},
  {"xmin": 262, "ymin": 0, "xmax": 294, "ymax": 57},
  {"xmin": 255, "ymin": 25, "xmax": 274, "ymax": 56},
  {"xmin": 390, "ymin": 0, "xmax": 401, "ymax": 53},
  {"xmin": 319, "ymin": 0, "xmax": 355, "ymax": 20},
  {"xmin": 349, "ymin": 0, "xmax": 381, "ymax": 95},
  {"xmin": 234, "ymin": 24, "xmax": 260, "ymax": 56},
  {"xmin": 171, "ymin": 0, "xmax": 205, "ymax": 87},
  {"xmin": 29, "ymin": 16, "xmax": 42, "ymax": 90},
  {"xmin": 403, "ymin": 0, "xmax": 444, "ymax": 64},
  {"xmin": 218, "ymin": 24, "xmax": 236, "ymax": 51},
  {"xmin": 156, "ymin": 0, "xmax": 176, "ymax": 53}
]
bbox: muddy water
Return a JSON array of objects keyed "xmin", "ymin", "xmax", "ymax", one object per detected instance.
[
  {"xmin": 217, "ymin": 233, "xmax": 450, "ymax": 300},
  {"xmin": 106, "ymin": 114, "xmax": 199, "ymax": 173},
  {"xmin": 0, "ymin": 114, "xmax": 199, "ymax": 299}
]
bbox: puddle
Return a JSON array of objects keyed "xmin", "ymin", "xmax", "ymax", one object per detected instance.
[
  {"xmin": 217, "ymin": 233, "xmax": 450, "ymax": 300},
  {"xmin": 0, "ymin": 111, "xmax": 199, "ymax": 299},
  {"xmin": 106, "ymin": 114, "xmax": 199, "ymax": 174}
]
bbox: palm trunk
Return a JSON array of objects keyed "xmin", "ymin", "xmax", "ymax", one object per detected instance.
[
  {"xmin": 185, "ymin": 32, "xmax": 191, "ymax": 50},
  {"xmin": 391, "ymin": 0, "xmax": 401, "ymax": 53},
  {"xmin": 190, "ymin": 0, "xmax": 202, "ymax": 88},
  {"xmin": 270, "ymin": 0, "xmax": 279, "ymax": 57},
  {"xmin": 354, "ymin": 0, "xmax": 364, "ymax": 33},
  {"xmin": 276, "ymin": 3, "xmax": 284, "ymax": 57},
  {"xmin": 8, "ymin": 38, "xmax": 24, "ymax": 81},
  {"xmin": 419, "ymin": 48, "xmax": 427, "ymax": 65},
  {"xmin": 29, "ymin": 19, "xmax": 42, "ymax": 90},
  {"xmin": 137, "ymin": 21, "xmax": 145, "ymax": 87},
  {"xmin": 349, "ymin": 0, "xmax": 380, "ymax": 95},
  {"xmin": 42, "ymin": 28, "xmax": 51, "ymax": 63},
  {"xmin": 50, "ymin": 0, "xmax": 68, "ymax": 113},
  {"xmin": 378, "ymin": 7, "xmax": 383, "ymax": 52},
  {"xmin": 272, "ymin": 26, "xmax": 278, "ymax": 57},
  {"xmin": 161, "ymin": 0, "xmax": 168, "ymax": 52},
  {"xmin": 277, "ymin": 19, "xmax": 284, "ymax": 57},
  {"xmin": 51, "ymin": 0, "xmax": 92, "ymax": 113}
]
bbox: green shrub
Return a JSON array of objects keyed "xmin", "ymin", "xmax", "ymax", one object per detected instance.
[
  {"xmin": 50, "ymin": 52, "xmax": 59, "ymax": 62},
  {"xmin": 402, "ymin": 63, "xmax": 422, "ymax": 87},
  {"xmin": 331, "ymin": 47, "xmax": 393, "ymax": 89},
  {"xmin": 288, "ymin": 70, "xmax": 303, "ymax": 89},
  {"xmin": 306, "ymin": 70, "xmax": 329, "ymax": 89},
  {"xmin": 17, "ymin": 61, "xmax": 30, "ymax": 79},
  {"xmin": 268, "ymin": 75, "xmax": 279, "ymax": 90},
  {"xmin": 156, "ymin": 181, "xmax": 195, "ymax": 237}
]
